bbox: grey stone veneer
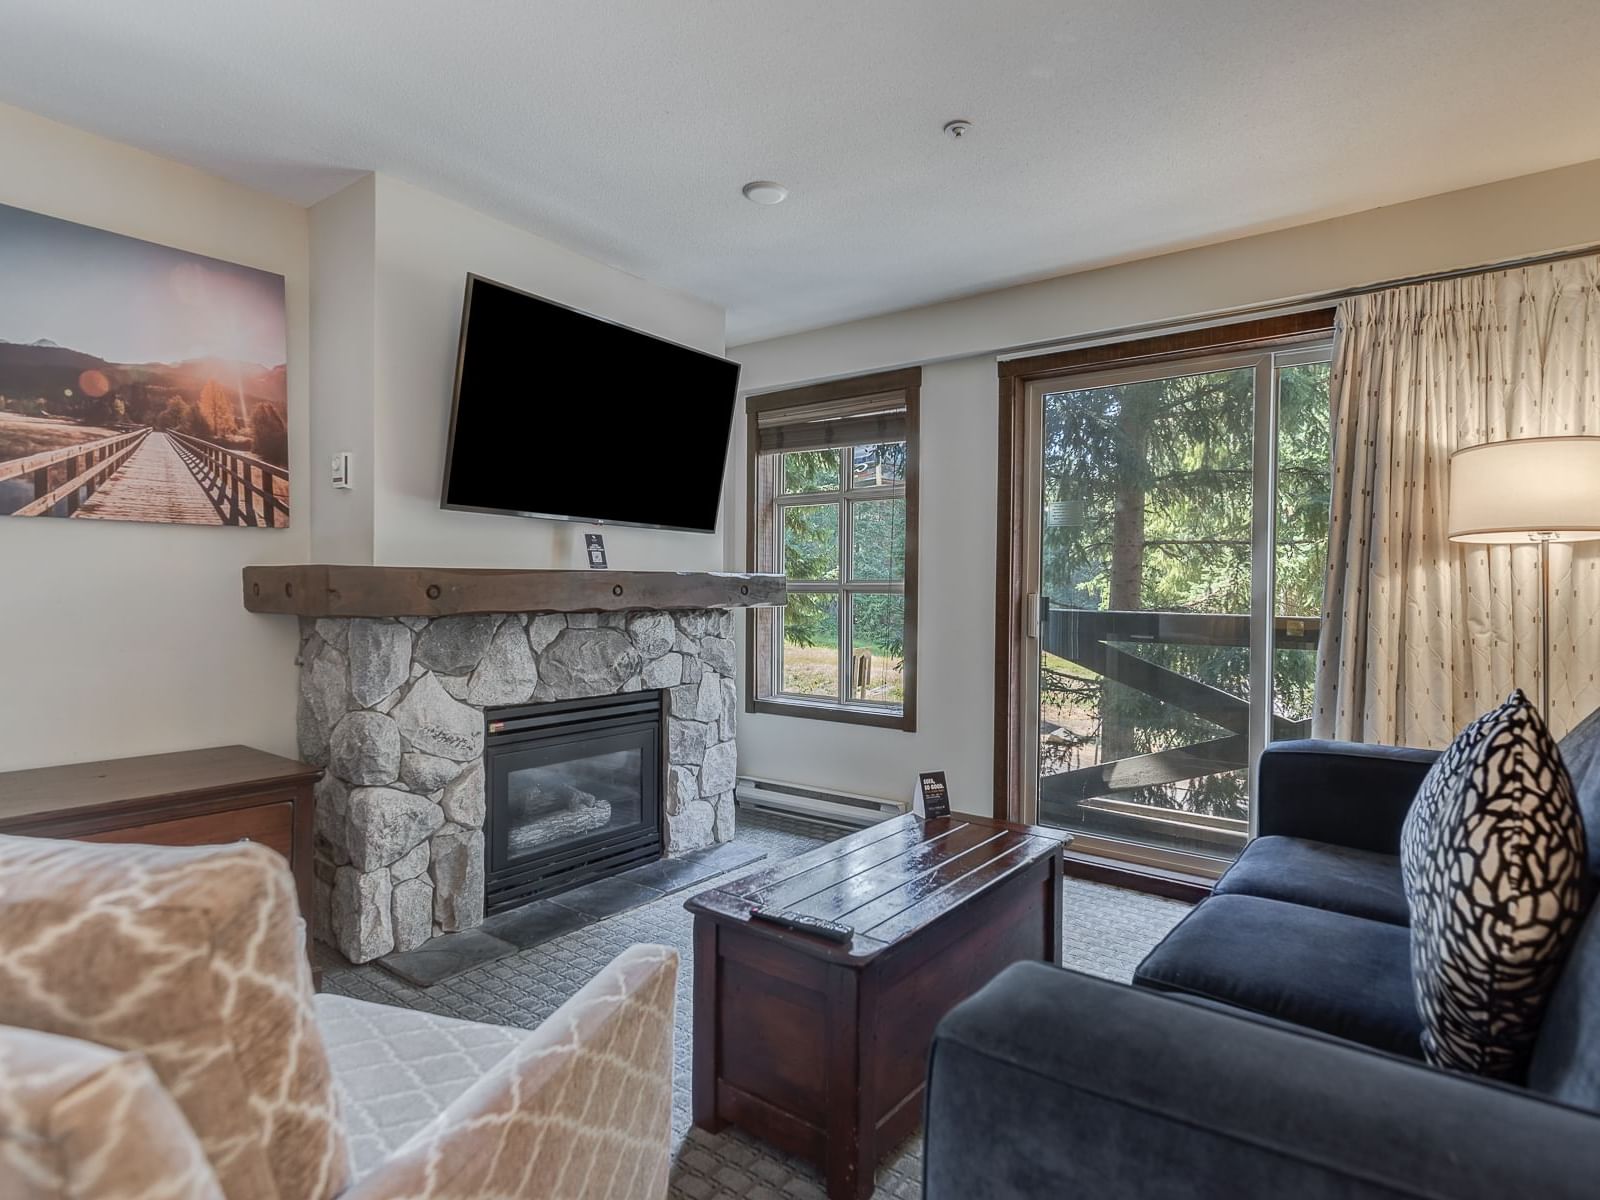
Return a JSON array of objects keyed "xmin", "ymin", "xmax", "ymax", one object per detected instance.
[{"xmin": 296, "ymin": 608, "xmax": 738, "ymax": 963}]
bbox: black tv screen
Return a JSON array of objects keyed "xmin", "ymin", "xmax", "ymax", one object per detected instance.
[{"xmin": 441, "ymin": 275, "xmax": 740, "ymax": 532}]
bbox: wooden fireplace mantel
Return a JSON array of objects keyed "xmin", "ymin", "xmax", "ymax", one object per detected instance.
[{"xmin": 242, "ymin": 564, "xmax": 786, "ymax": 618}]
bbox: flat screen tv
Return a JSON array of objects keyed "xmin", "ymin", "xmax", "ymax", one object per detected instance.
[{"xmin": 441, "ymin": 275, "xmax": 741, "ymax": 533}]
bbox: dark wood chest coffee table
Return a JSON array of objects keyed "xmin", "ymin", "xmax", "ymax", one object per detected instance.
[{"xmin": 685, "ymin": 812, "xmax": 1069, "ymax": 1199}]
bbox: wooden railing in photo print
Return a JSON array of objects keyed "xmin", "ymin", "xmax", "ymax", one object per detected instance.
[
  {"xmin": 167, "ymin": 430, "xmax": 289, "ymax": 527},
  {"xmin": 0, "ymin": 427, "xmax": 150, "ymax": 517},
  {"xmin": 1, "ymin": 425, "xmax": 290, "ymax": 526}
]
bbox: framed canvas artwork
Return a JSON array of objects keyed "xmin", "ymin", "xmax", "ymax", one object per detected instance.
[{"xmin": 0, "ymin": 202, "xmax": 289, "ymax": 527}]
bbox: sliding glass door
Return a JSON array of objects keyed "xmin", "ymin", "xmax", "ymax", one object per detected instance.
[{"xmin": 1019, "ymin": 342, "xmax": 1331, "ymax": 875}]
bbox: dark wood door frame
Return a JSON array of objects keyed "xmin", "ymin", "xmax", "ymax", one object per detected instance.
[{"xmin": 991, "ymin": 310, "xmax": 1337, "ymax": 825}]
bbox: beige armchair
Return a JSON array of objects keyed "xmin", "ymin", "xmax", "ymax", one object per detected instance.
[{"xmin": 0, "ymin": 834, "xmax": 678, "ymax": 1200}]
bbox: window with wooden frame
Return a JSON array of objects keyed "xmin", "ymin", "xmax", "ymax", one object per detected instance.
[{"xmin": 746, "ymin": 368, "xmax": 919, "ymax": 730}]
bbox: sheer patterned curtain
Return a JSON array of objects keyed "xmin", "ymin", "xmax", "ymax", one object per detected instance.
[{"xmin": 1313, "ymin": 256, "xmax": 1600, "ymax": 746}]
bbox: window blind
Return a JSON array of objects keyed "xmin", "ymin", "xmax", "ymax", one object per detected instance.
[{"xmin": 754, "ymin": 390, "xmax": 909, "ymax": 455}]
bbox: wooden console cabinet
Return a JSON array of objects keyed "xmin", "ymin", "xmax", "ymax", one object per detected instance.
[{"xmin": 0, "ymin": 746, "xmax": 319, "ymax": 924}]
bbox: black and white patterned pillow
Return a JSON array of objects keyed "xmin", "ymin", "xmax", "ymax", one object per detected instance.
[{"xmin": 1400, "ymin": 691, "xmax": 1588, "ymax": 1079}]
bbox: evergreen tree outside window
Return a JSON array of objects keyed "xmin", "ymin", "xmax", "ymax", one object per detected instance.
[
  {"xmin": 1027, "ymin": 338, "xmax": 1333, "ymax": 869},
  {"xmin": 745, "ymin": 370, "xmax": 919, "ymax": 730}
]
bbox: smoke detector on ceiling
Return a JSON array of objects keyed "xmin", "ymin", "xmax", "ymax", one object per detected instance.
[
  {"xmin": 741, "ymin": 180, "xmax": 789, "ymax": 205},
  {"xmin": 943, "ymin": 119, "xmax": 974, "ymax": 139}
]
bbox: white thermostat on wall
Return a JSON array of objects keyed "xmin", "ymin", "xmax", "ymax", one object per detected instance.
[{"xmin": 331, "ymin": 452, "xmax": 352, "ymax": 489}]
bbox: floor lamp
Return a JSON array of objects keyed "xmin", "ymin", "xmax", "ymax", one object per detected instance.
[{"xmin": 1447, "ymin": 436, "xmax": 1600, "ymax": 719}]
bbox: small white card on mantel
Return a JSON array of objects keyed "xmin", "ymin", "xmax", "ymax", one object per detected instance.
[{"xmin": 912, "ymin": 771, "xmax": 951, "ymax": 819}]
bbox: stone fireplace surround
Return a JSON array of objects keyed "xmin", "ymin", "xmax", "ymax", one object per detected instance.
[{"xmin": 297, "ymin": 607, "xmax": 739, "ymax": 963}]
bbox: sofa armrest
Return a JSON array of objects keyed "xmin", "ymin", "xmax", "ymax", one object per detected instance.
[
  {"xmin": 1256, "ymin": 739, "xmax": 1438, "ymax": 853},
  {"xmin": 345, "ymin": 944, "xmax": 678, "ymax": 1200},
  {"xmin": 925, "ymin": 962, "xmax": 1600, "ymax": 1200}
]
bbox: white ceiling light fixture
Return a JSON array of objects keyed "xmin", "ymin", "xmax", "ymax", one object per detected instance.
[
  {"xmin": 943, "ymin": 119, "xmax": 974, "ymax": 139},
  {"xmin": 741, "ymin": 180, "xmax": 789, "ymax": 206}
]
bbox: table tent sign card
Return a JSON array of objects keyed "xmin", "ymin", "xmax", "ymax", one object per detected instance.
[{"xmin": 914, "ymin": 771, "xmax": 951, "ymax": 819}]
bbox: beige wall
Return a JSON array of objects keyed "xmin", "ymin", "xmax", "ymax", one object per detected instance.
[
  {"xmin": 369, "ymin": 175, "xmax": 729, "ymax": 570},
  {"xmin": 736, "ymin": 158, "xmax": 1600, "ymax": 390},
  {"xmin": 729, "ymin": 158, "xmax": 1600, "ymax": 815},
  {"xmin": 0, "ymin": 102, "xmax": 311, "ymax": 772},
  {"xmin": 307, "ymin": 175, "xmax": 377, "ymax": 564},
  {"xmin": 307, "ymin": 174, "xmax": 732, "ymax": 571},
  {"xmin": 0, "ymin": 109, "xmax": 735, "ymax": 776}
]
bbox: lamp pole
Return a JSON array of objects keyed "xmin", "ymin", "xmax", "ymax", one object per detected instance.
[
  {"xmin": 1534, "ymin": 532, "xmax": 1555, "ymax": 721},
  {"xmin": 1448, "ymin": 437, "xmax": 1600, "ymax": 727}
]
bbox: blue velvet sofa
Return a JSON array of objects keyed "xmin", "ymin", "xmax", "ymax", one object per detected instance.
[{"xmin": 924, "ymin": 712, "xmax": 1600, "ymax": 1198}]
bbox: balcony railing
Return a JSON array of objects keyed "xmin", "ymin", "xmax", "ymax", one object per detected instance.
[{"xmin": 1038, "ymin": 607, "xmax": 1321, "ymax": 850}]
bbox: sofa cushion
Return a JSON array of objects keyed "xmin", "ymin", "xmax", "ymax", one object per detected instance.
[
  {"xmin": 1527, "ymin": 901, "xmax": 1600, "ymax": 1111},
  {"xmin": 0, "ymin": 1024, "xmax": 223, "ymax": 1200},
  {"xmin": 1558, "ymin": 705, "xmax": 1600, "ymax": 879},
  {"xmin": 1400, "ymin": 691, "xmax": 1587, "ymax": 1080},
  {"xmin": 316, "ymin": 994, "xmax": 530, "ymax": 1180},
  {"xmin": 1214, "ymin": 835, "xmax": 1408, "ymax": 925},
  {"xmin": 0, "ymin": 835, "xmax": 350, "ymax": 1200},
  {"xmin": 1255, "ymin": 740, "xmax": 1438, "ymax": 855},
  {"xmin": 1133, "ymin": 893, "xmax": 1423, "ymax": 1057}
]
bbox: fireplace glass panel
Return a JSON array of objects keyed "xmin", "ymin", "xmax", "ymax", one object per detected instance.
[
  {"xmin": 503, "ymin": 741, "xmax": 645, "ymax": 861},
  {"xmin": 483, "ymin": 692, "xmax": 664, "ymax": 913}
]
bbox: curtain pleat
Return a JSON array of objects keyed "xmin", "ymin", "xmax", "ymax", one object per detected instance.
[{"xmin": 1314, "ymin": 258, "xmax": 1600, "ymax": 745}]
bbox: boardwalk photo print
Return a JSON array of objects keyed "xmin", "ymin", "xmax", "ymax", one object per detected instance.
[{"xmin": 0, "ymin": 203, "xmax": 288, "ymax": 526}]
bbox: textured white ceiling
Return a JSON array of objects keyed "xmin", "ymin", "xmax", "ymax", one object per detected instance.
[{"xmin": 2, "ymin": 1, "xmax": 1599, "ymax": 344}]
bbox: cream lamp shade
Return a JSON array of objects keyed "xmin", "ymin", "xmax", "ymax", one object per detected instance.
[{"xmin": 1447, "ymin": 436, "xmax": 1600, "ymax": 544}]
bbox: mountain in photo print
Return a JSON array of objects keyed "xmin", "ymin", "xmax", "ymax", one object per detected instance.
[{"xmin": 0, "ymin": 203, "xmax": 288, "ymax": 526}]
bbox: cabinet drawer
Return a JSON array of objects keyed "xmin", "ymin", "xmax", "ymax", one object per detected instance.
[{"xmin": 80, "ymin": 801, "xmax": 295, "ymax": 860}]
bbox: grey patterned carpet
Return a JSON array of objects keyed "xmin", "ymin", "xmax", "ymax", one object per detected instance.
[{"xmin": 318, "ymin": 810, "xmax": 1191, "ymax": 1199}]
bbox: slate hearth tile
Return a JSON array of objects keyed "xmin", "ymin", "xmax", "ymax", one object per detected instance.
[
  {"xmin": 619, "ymin": 857, "xmax": 707, "ymax": 894},
  {"xmin": 624, "ymin": 844, "xmax": 767, "ymax": 895},
  {"xmin": 546, "ymin": 876, "xmax": 663, "ymax": 919},
  {"xmin": 478, "ymin": 899, "xmax": 593, "ymax": 950},
  {"xmin": 691, "ymin": 840, "xmax": 770, "ymax": 875},
  {"xmin": 375, "ymin": 928, "xmax": 516, "ymax": 988}
]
